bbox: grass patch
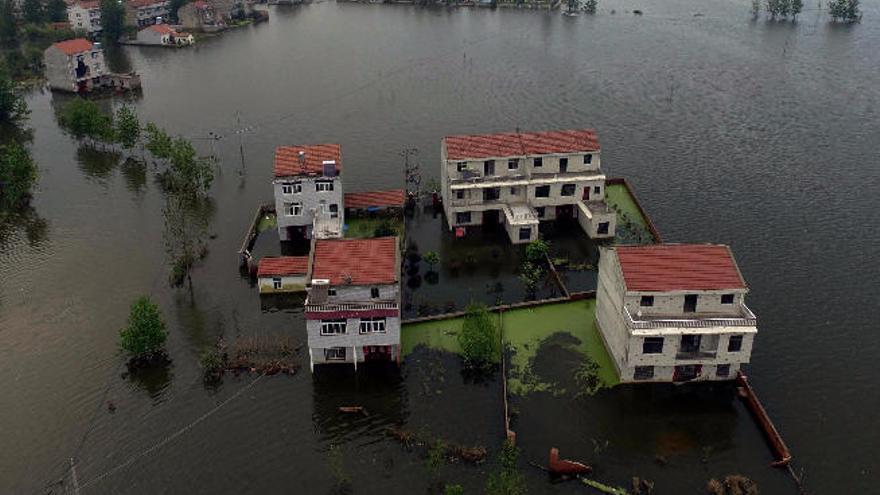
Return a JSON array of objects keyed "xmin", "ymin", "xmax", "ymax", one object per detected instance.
[
  {"xmin": 605, "ymin": 183, "xmax": 656, "ymax": 245},
  {"xmin": 503, "ymin": 299, "xmax": 619, "ymax": 395},
  {"xmin": 345, "ymin": 216, "xmax": 403, "ymax": 239},
  {"xmin": 256, "ymin": 213, "xmax": 277, "ymax": 232},
  {"xmin": 402, "ymin": 317, "xmax": 465, "ymax": 356}
]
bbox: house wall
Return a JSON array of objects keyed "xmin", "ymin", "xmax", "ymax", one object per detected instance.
[
  {"xmin": 257, "ymin": 274, "xmax": 307, "ymax": 293},
  {"xmin": 323, "ymin": 283, "xmax": 399, "ymax": 303},
  {"xmin": 67, "ymin": 4, "xmax": 102, "ymax": 32},
  {"xmin": 596, "ymin": 248, "xmax": 631, "ymax": 377},
  {"xmin": 44, "ymin": 48, "xmax": 74, "ymax": 91},
  {"xmin": 136, "ymin": 28, "xmax": 165, "ymax": 44},
  {"xmin": 274, "ymin": 176, "xmax": 344, "ymax": 241},
  {"xmin": 623, "ymin": 290, "xmax": 747, "ymax": 317},
  {"xmin": 577, "ymin": 201, "xmax": 617, "ymax": 239},
  {"xmin": 125, "ymin": 1, "xmax": 170, "ymax": 27}
]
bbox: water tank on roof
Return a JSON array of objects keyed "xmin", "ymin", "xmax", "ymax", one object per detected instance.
[{"xmin": 322, "ymin": 160, "xmax": 337, "ymax": 178}]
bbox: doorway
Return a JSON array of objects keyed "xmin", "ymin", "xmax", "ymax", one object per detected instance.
[{"xmin": 683, "ymin": 294, "xmax": 698, "ymax": 313}]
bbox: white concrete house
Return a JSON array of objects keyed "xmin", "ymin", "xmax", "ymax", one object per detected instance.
[
  {"xmin": 256, "ymin": 256, "xmax": 308, "ymax": 293},
  {"xmin": 273, "ymin": 144, "xmax": 344, "ymax": 242},
  {"xmin": 440, "ymin": 128, "xmax": 617, "ymax": 244},
  {"xmin": 304, "ymin": 237, "xmax": 401, "ymax": 371},
  {"xmin": 136, "ymin": 24, "xmax": 195, "ymax": 46},
  {"xmin": 125, "ymin": 0, "xmax": 170, "ymax": 28},
  {"xmin": 67, "ymin": 0, "xmax": 102, "ymax": 33},
  {"xmin": 596, "ymin": 244, "xmax": 758, "ymax": 383},
  {"xmin": 43, "ymin": 39, "xmax": 105, "ymax": 92}
]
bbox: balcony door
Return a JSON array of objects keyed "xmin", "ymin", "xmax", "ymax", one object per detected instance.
[
  {"xmin": 680, "ymin": 334, "xmax": 701, "ymax": 354},
  {"xmin": 683, "ymin": 294, "xmax": 697, "ymax": 313}
]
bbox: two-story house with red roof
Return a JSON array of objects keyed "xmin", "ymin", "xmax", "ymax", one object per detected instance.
[
  {"xmin": 440, "ymin": 128, "xmax": 617, "ymax": 244},
  {"xmin": 43, "ymin": 39, "xmax": 105, "ymax": 92},
  {"xmin": 273, "ymin": 144, "xmax": 344, "ymax": 241},
  {"xmin": 596, "ymin": 244, "xmax": 758, "ymax": 383},
  {"xmin": 304, "ymin": 237, "xmax": 401, "ymax": 371}
]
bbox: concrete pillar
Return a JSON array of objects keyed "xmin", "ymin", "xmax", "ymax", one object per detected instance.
[
  {"xmin": 308, "ymin": 348, "xmax": 314, "ymax": 373},
  {"xmin": 352, "ymin": 346, "xmax": 357, "ymax": 371}
]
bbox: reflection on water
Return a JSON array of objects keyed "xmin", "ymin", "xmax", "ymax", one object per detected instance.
[
  {"xmin": 0, "ymin": 205, "xmax": 48, "ymax": 249},
  {"xmin": 119, "ymin": 157, "xmax": 147, "ymax": 194},
  {"xmin": 124, "ymin": 361, "xmax": 174, "ymax": 401},
  {"xmin": 76, "ymin": 145, "xmax": 121, "ymax": 182}
]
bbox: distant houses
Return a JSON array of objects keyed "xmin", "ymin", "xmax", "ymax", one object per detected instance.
[
  {"xmin": 304, "ymin": 237, "xmax": 401, "ymax": 371},
  {"xmin": 177, "ymin": 0, "xmax": 225, "ymax": 31},
  {"xmin": 257, "ymin": 256, "xmax": 309, "ymax": 293},
  {"xmin": 136, "ymin": 23, "xmax": 195, "ymax": 46},
  {"xmin": 440, "ymin": 128, "xmax": 617, "ymax": 244},
  {"xmin": 44, "ymin": 39, "xmax": 141, "ymax": 93},
  {"xmin": 67, "ymin": 0, "xmax": 101, "ymax": 34},
  {"xmin": 273, "ymin": 144, "xmax": 344, "ymax": 242},
  {"xmin": 596, "ymin": 244, "xmax": 757, "ymax": 383},
  {"xmin": 125, "ymin": 0, "xmax": 171, "ymax": 28}
]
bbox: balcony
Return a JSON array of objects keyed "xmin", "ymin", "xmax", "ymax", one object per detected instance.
[
  {"xmin": 305, "ymin": 301, "xmax": 399, "ymax": 313},
  {"xmin": 624, "ymin": 305, "xmax": 757, "ymax": 330}
]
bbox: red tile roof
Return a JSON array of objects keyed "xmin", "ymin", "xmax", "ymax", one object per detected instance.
[
  {"xmin": 147, "ymin": 24, "xmax": 174, "ymax": 34},
  {"xmin": 344, "ymin": 189, "xmax": 405, "ymax": 209},
  {"xmin": 444, "ymin": 129, "xmax": 600, "ymax": 161},
  {"xmin": 274, "ymin": 144, "xmax": 342, "ymax": 178},
  {"xmin": 192, "ymin": 0, "xmax": 208, "ymax": 7},
  {"xmin": 75, "ymin": 0, "xmax": 100, "ymax": 8},
  {"xmin": 257, "ymin": 256, "xmax": 309, "ymax": 277},
  {"xmin": 51, "ymin": 38, "xmax": 94, "ymax": 56},
  {"xmin": 128, "ymin": 0, "xmax": 165, "ymax": 7},
  {"xmin": 615, "ymin": 244, "xmax": 746, "ymax": 292},
  {"xmin": 312, "ymin": 237, "xmax": 398, "ymax": 286}
]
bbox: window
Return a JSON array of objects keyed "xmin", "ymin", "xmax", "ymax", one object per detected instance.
[
  {"xmin": 328, "ymin": 288, "xmax": 337, "ymax": 296},
  {"xmin": 370, "ymin": 287, "xmax": 380, "ymax": 298},
  {"xmin": 456, "ymin": 212, "xmax": 471, "ymax": 224},
  {"xmin": 519, "ymin": 228, "xmax": 531, "ymax": 241},
  {"xmin": 559, "ymin": 157, "xmax": 568, "ymax": 172},
  {"xmin": 324, "ymin": 347, "xmax": 346, "ymax": 361},
  {"xmin": 728, "ymin": 335, "xmax": 743, "ymax": 352},
  {"xmin": 642, "ymin": 337, "xmax": 664, "ymax": 354},
  {"xmin": 598, "ymin": 222, "xmax": 609, "ymax": 235},
  {"xmin": 272, "ymin": 277, "xmax": 282, "ymax": 290},
  {"xmin": 561, "ymin": 184, "xmax": 576, "ymax": 196},
  {"xmin": 508, "ymin": 159, "xmax": 519, "ymax": 170},
  {"xmin": 282, "ymin": 184, "xmax": 292, "ymax": 195},
  {"xmin": 359, "ymin": 317, "xmax": 386, "ymax": 334},
  {"xmin": 716, "ymin": 364, "xmax": 731, "ymax": 377},
  {"xmin": 634, "ymin": 366, "xmax": 654, "ymax": 380},
  {"xmin": 683, "ymin": 294, "xmax": 698, "ymax": 313},
  {"xmin": 593, "ymin": 186, "xmax": 601, "ymax": 194},
  {"xmin": 329, "ymin": 204, "xmax": 339, "ymax": 218},
  {"xmin": 533, "ymin": 157, "xmax": 543, "ymax": 168},
  {"xmin": 535, "ymin": 185, "xmax": 550, "ymax": 198},
  {"xmin": 483, "ymin": 188, "xmax": 500, "ymax": 201},
  {"xmin": 321, "ymin": 319, "xmax": 347, "ymax": 335},
  {"xmin": 510, "ymin": 187, "xmax": 519, "ymax": 195},
  {"xmin": 455, "ymin": 190, "xmax": 464, "ymax": 200},
  {"xmin": 316, "ymin": 181, "xmax": 334, "ymax": 192},
  {"xmin": 583, "ymin": 154, "xmax": 593, "ymax": 164},
  {"xmin": 536, "ymin": 207, "xmax": 545, "ymax": 218},
  {"xmin": 457, "ymin": 162, "xmax": 467, "ymax": 172},
  {"xmin": 640, "ymin": 295, "xmax": 654, "ymax": 307},
  {"xmin": 483, "ymin": 160, "xmax": 495, "ymax": 176},
  {"xmin": 721, "ymin": 294, "xmax": 735, "ymax": 304},
  {"xmin": 285, "ymin": 202, "xmax": 302, "ymax": 216}
]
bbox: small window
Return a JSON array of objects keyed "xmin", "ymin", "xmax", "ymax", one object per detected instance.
[
  {"xmin": 593, "ymin": 186, "xmax": 601, "ymax": 194},
  {"xmin": 483, "ymin": 188, "xmax": 500, "ymax": 201},
  {"xmin": 327, "ymin": 288, "xmax": 337, "ymax": 296},
  {"xmin": 285, "ymin": 202, "xmax": 302, "ymax": 216},
  {"xmin": 533, "ymin": 157, "xmax": 543, "ymax": 167},
  {"xmin": 535, "ymin": 207, "xmax": 545, "ymax": 218},
  {"xmin": 728, "ymin": 335, "xmax": 743, "ymax": 352},
  {"xmin": 456, "ymin": 162, "xmax": 467, "ymax": 172},
  {"xmin": 292, "ymin": 182, "xmax": 302, "ymax": 193},
  {"xmin": 272, "ymin": 277, "xmax": 282, "ymax": 290},
  {"xmin": 456, "ymin": 212, "xmax": 472, "ymax": 224},
  {"xmin": 560, "ymin": 184, "xmax": 576, "ymax": 196},
  {"xmin": 316, "ymin": 181, "xmax": 334, "ymax": 192},
  {"xmin": 508, "ymin": 159, "xmax": 519, "ymax": 170},
  {"xmin": 281, "ymin": 184, "xmax": 293, "ymax": 195},
  {"xmin": 370, "ymin": 287, "xmax": 380, "ymax": 298},
  {"xmin": 640, "ymin": 295, "xmax": 654, "ymax": 307},
  {"xmin": 518, "ymin": 227, "xmax": 531, "ymax": 241},
  {"xmin": 329, "ymin": 204, "xmax": 339, "ymax": 218},
  {"xmin": 716, "ymin": 364, "xmax": 731, "ymax": 377},
  {"xmin": 597, "ymin": 222, "xmax": 609, "ymax": 235},
  {"xmin": 642, "ymin": 337, "xmax": 664, "ymax": 354},
  {"xmin": 559, "ymin": 157, "xmax": 568, "ymax": 172},
  {"xmin": 324, "ymin": 347, "xmax": 346, "ymax": 361},
  {"xmin": 484, "ymin": 160, "xmax": 495, "ymax": 175},
  {"xmin": 359, "ymin": 317, "xmax": 386, "ymax": 334},
  {"xmin": 510, "ymin": 187, "xmax": 519, "ymax": 195},
  {"xmin": 320, "ymin": 319, "xmax": 347, "ymax": 336},
  {"xmin": 583, "ymin": 154, "xmax": 593, "ymax": 164},
  {"xmin": 535, "ymin": 185, "xmax": 550, "ymax": 198},
  {"xmin": 721, "ymin": 294, "xmax": 735, "ymax": 304},
  {"xmin": 455, "ymin": 190, "xmax": 464, "ymax": 200},
  {"xmin": 634, "ymin": 366, "xmax": 654, "ymax": 380}
]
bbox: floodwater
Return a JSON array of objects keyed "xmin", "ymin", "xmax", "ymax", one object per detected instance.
[{"xmin": 2, "ymin": 1, "xmax": 880, "ymax": 493}]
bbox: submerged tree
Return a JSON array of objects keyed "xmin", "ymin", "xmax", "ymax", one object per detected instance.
[
  {"xmin": 0, "ymin": 141, "xmax": 39, "ymax": 212},
  {"xmin": 0, "ymin": 65, "xmax": 29, "ymax": 124},
  {"xmin": 58, "ymin": 98, "xmax": 115, "ymax": 145},
  {"xmin": 100, "ymin": 0, "xmax": 126, "ymax": 42},
  {"xmin": 751, "ymin": 0, "xmax": 761, "ymax": 17},
  {"xmin": 584, "ymin": 0, "xmax": 597, "ymax": 14},
  {"xmin": 119, "ymin": 296, "xmax": 168, "ymax": 363},
  {"xmin": 790, "ymin": 0, "xmax": 803, "ymax": 18},
  {"xmin": 163, "ymin": 193, "xmax": 211, "ymax": 288},
  {"xmin": 828, "ymin": 0, "xmax": 859, "ymax": 21},
  {"xmin": 485, "ymin": 440, "xmax": 527, "ymax": 495},
  {"xmin": 457, "ymin": 303, "xmax": 499, "ymax": 371},
  {"xmin": 114, "ymin": 105, "xmax": 140, "ymax": 151}
]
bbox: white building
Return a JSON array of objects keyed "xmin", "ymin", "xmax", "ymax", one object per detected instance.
[
  {"xmin": 304, "ymin": 237, "xmax": 401, "ymax": 371},
  {"xmin": 596, "ymin": 244, "xmax": 758, "ymax": 383},
  {"xmin": 256, "ymin": 256, "xmax": 309, "ymax": 294},
  {"xmin": 440, "ymin": 128, "xmax": 617, "ymax": 244},
  {"xmin": 67, "ymin": 0, "xmax": 102, "ymax": 33},
  {"xmin": 136, "ymin": 23, "xmax": 195, "ymax": 45},
  {"xmin": 125, "ymin": 0, "xmax": 170, "ymax": 28},
  {"xmin": 273, "ymin": 144, "xmax": 344, "ymax": 242}
]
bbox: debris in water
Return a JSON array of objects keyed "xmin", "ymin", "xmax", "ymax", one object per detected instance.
[
  {"xmin": 632, "ymin": 476, "xmax": 655, "ymax": 494},
  {"xmin": 385, "ymin": 426, "xmax": 487, "ymax": 464},
  {"xmin": 548, "ymin": 447, "xmax": 592, "ymax": 476},
  {"xmin": 338, "ymin": 406, "xmax": 369, "ymax": 417},
  {"xmin": 106, "ymin": 400, "xmax": 116, "ymax": 413},
  {"xmin": 633, "ymin": 9, "xmax": 643, "ymax": 14},
  {"xmin": 706, "ymin": 474, "xmax": 759, "ymax": 495}
]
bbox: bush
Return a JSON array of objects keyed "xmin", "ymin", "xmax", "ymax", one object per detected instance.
[
  {"xmin": 374, "ymin": 219, "xmax": 397, "ymax": 237},
  {"xmin": 423, "ymin": 250, "xmax": 439, "ymax": 271},
  {"xmin": 485, "ymin": 440, "xmax": 526, "ymax": 495},
  {"xmin": 524, "ymin": 239, "xmax": 549, "ymax": 264},
  {"xmin": 457, "ymin": 303, "xmax": 499, "ymax": 371},
  {"xmin": 119, "ymin": 296, "xmax": 167, "ymax": 361},
  {"xmin": 0, "ymin": 140, "xmax": 38, "ymax": 211}
]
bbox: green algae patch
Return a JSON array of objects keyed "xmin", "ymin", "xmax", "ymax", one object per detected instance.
[
  {"xmin": 402, "ymin": 317, "xmax": 465, "ymax": 357},
  {"xmin": 605, "ymin": 183, "xmax": 656, "ymax": 245},
  {"xmin": 345, "ymin": 216, "xmax": 403, "ymax": 239},
  {"xmin": 257, "ymin": 212, "xmax": 277, "ymax": 232},
  {"xmin": 502, "ymin": 300, "xmax": 619, "ymax": 396}
]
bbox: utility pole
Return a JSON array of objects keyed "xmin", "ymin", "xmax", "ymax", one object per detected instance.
[{"xmin": 69, "ymin": 457, "xmax": 81, "ymax": 495}]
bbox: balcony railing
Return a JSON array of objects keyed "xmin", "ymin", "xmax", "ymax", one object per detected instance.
[
  {"xmin": 675, "ymin": 350, "xmax": 718, "ymax": 360},
  {"xmin": 305, "ymin": 301, "xmax": 399, "ymax": 313},
  {"xmin": 624, "ymin": 305, "xmax": 757, "ymax": 330}
]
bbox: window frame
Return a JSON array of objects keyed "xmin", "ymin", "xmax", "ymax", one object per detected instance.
[
  {"xmin": 320, "ymin": 319, "xmax": 347, "ymax": 336},
  {"xmin": 508, "ymin": 159, "xmax": 519, "ymax": 170},
  {"xmin": 583, "ymin": 154, "xmax": 593, "ymax": 165},
  {"xmin": 727, "ymin": 335, "xmax": 743, "ymax": 352},
  {"xmin": 272, "ymin": 277, "xmax": 282, "ymax": 290},
  {"xmin": 456, "ymin": 162, "xmax": 467, "ymax": 172},
  {"xmin": 315, "ymin": 180, "xmax": 334, "ymax": 192},
  {"xmin": 285, "ymin": 202, "xmax": 302, "ymax": 217},
  {"xmin": 534, "ymin": 185, "xmax": 551, "ymax": 198},
  {"xmin": 560, "ymin": 184, "xmax": 576, "ymax": 196},
  {"xmin": 455, "ymin": 190, "xmax": 464, "ymax": 200},
  {"xmin": 642, "ymin": 337, "xmax": 664, "ymax": 354},
  {"xmin": 324, "ymin": 347, "xmax": 346, "ymax": 361},
  {"xmin": 535, "ymin": 207, "xmax": 545, "ymax": 218},
  {"xmin": 359, "ymin": 317, "xmax": 387, "ymax": 334},
  {"xmin": 456, "ymin": 212, "xmax": 472, "ymax": 224},
  {"xmin": 533, "ymin": 157, "xmax": 543, "ymax": 168},
  {"xmin": 634, "ymin": 366, "xmax": 654, "ymax": 380},
  {"xmin": 370, "ymin": 287, "xmax": 380, "ymax": 298},
  {"xmin": 716, "ymin": 364, "xmax": 731, "ymax": 377},
  {"xmin": 721, "ymin": 294, "xmax": 735, "ymax": 305},
  {"xmin": 640, "ymin": 295, "xmax": 654, "ymax": 307}
]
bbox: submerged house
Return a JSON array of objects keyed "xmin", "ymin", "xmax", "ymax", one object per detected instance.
[
  {"xmin": 256, "ymin": 256, "xmax": 309, "ymax": 293},
  {"xmin": 136, "ymin": 23, "xmax": 195, "ymax": 45},
  {"xmin": 596, "ymin": 244, "xmax": 757, "ymax": 383},
  {"xmin": 304, "ymin": 237, "xmax": 401, "ymax": 371},
  {"xmin": 440, "ymin": 128, "xmax": 617, "ymax": 244},
  {"xmin": 273, "ymin": 144, "xmax": 344, "ymax": 241},
  {"xmin": 44, "ymin": 39, "xmax": 142, "ymax": 93}
]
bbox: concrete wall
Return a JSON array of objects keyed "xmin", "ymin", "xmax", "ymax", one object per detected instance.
[
  {"xmin": 623, "ymin": 290, "xmax": 747, "ymax": 317},
  {"xmin": 257, "ymin": 274, "xmax": 307, "ymax": 293},
  {"xmin": 136, "ymin": 28, "xmax": 165, "ymax": 45},
  {"xmin": 68, "ymin": 4, "xmax": 101, "ymax": 33},
  {"xmin": 126, "ymin": 1, "xmax": 170, "ymax": 27},
  {"xmin": 325, "ymin": 283, "xmax": 399, "ymax": 303},
  {"xmin": 44, "ymin": 46, "xmax": 105, "ymax": 92},
  {"xmin": 274, "ymin": 176, "xmax": 344, "ymax": 241},
  {"xmin": 577, "ymin": 201, "xmax": 616, "ymax": 239}
]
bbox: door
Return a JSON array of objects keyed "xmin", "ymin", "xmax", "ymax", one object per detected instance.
[
  {"xmin": 683, "ymin": 294, "xmax": 698, "ymax": 313},
  {"xmin": 484, "ymin": 160, "xmax": 495, "ymax": 176},
  {"xmin": 583, "ymin": 186, "xmax": 591, "ymax": 201}
]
